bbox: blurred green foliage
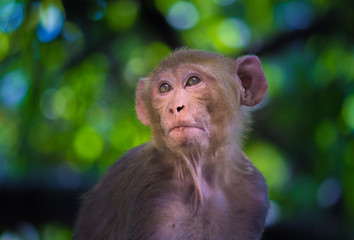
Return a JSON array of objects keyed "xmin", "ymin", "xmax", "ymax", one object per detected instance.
[{"xmin": 0, "ymin": 0, "xmax": 353, "ymax": 239}]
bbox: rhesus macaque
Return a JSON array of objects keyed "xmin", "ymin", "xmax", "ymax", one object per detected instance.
[{"xmin": 73, "ymin": 49, "xmax": 269, "ymax": 240}]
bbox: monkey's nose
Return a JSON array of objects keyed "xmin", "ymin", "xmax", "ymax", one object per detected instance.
[
  {"xmin": 177, "ymin": 105, "xmax": 184, "ymax": 112},
  {"xmin": 170, "ymin": 105, "xmax": 184, "ymax": 115}
]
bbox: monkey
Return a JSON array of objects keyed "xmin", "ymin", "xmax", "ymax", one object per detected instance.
[{"xmin": 73, "ymin": 49, "xmax": 269, "ymax": 240}]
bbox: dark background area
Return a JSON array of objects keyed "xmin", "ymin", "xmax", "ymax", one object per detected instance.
[{"xmin": 0, "ymin": 0, "xmax": 353, "ymax": 239}]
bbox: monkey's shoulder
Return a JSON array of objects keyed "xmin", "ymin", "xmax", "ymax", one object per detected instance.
[
  {"xmin": 74, "ymin": 142, "xmax": 171, "ymax": 239},
  {"xmin": 94, "ymin": 142, "xmax": 163, "ymax": 188},
  {"xmin": 106, "ymin": 142, "xmax": 172, "ymax": 179}
]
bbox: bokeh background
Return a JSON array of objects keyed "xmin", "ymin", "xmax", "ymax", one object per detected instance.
[{"xmin": 0, "ymin": 0, "xmax": 353, "ymax": 239}]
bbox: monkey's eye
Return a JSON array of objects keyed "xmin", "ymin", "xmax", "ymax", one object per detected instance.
[
  {"xmin": 186, "ymin": 76, "xmax": 201, "ymax": 86},
  {"xmin": 159, "ymin": 83, "xmax": 172, "ymax": 93}
]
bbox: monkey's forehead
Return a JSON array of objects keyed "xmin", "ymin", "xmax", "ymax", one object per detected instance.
[
  {"xmin": 158, "ymin": 48, "xmax": 235, "ymax": 67},
  {"xmin": 150, "ymin": 63, "xmax": 222, "ymax": 81}
]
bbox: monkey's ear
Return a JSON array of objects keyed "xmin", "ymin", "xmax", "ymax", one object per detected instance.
[
  {"xmin": 236, "ymin": 55, "xmax": 268, "ymax": 106},
  {"xmin": 136, "ymin": 78, "xmax": 150, "ymax": 126}
]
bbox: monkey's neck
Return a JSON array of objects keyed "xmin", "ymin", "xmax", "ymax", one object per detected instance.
[
  {"xmin": 180, "ymin": 152, "xmax": 204, "ymax": 207},
  {"xmin": 173, "ymin": 144, "xmax": 235, "ymax": 209}
]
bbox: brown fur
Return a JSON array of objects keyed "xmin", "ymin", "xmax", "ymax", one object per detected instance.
[{"xmin": 73, "ymin": 49, "xmax": 269, "ymax": 240}]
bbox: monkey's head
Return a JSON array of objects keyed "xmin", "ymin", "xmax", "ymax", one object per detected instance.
[{"xmin": 136, "ymin": 49, "xmax": 267, "ymax": 153}]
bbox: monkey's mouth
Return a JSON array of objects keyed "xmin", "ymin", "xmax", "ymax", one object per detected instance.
[{"xmin": 169, "ymin": 125, "xmax": 204, "ymax": 133}]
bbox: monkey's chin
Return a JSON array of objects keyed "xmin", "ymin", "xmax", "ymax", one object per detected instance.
[{"xmin": 168, "ymin": 127, "xmax": 205, "ymax": 147}]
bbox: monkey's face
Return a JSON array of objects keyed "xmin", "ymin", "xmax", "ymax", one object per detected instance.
[
  {"xmin": 150, "ymin": 64, "xmax": 224, "ymax": 149},
  {"xmin": 136, "ymin": 49, "xmax": 268, "ymax": 154}
]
